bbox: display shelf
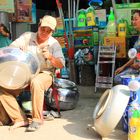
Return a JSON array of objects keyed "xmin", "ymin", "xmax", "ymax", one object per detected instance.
[{"xmin": 73, "ymin": 26, "xmax": 98, "ymax": 32}]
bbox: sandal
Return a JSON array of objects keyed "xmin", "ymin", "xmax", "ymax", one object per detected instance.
[
  {"xmin": 50, "ymin": 110, "xmax": 61, "ymax": 118},
  {"xmin": 44, "ymin": 113, "xmax": 54, "ymax": 121},
  {"xmin": 26, "ymin": 121, "xmax": 42, "ymax": 132}
]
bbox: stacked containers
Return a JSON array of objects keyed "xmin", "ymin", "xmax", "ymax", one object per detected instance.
[
  {"xmin": 77, "ymin": 7, "xmax": 96, "ymax": 27},
  {"xmin": 121, "ymin": 76, "xmax": 140, "ymax": 140}
]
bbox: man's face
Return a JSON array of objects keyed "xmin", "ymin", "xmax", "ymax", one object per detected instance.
[
  {"xmin": 132, "ymin": 12, "xmax": 140, "ymax": 31},
  {"xmin": 37, "ymin": 26, "xmax": 52, "ymax": 40}
]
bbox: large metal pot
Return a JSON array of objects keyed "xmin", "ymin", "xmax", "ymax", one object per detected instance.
[
  {"xmin": 0, "ymin": 47, "xmax": 40, "ymax": 90},
  {"xmin": 54, "ymin": 78, "xmax": 77, "ymax": 89},
  {"xmin": 45, "ymin": 78, "xmax": 79, "ymax": 111}
]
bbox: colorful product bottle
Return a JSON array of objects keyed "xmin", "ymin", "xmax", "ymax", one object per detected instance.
[
  {"xmin": 77, "ymin": 9, "xmax": 86, "ymax": 27},
  {"xmin": 128, "ymin": 109, "xmax": 140, "ymax": 140},
  {"xmin": 86, "ymin": 6, "xmax": 96, "ymax": 26},
  {"xmin": 106, "ymin": 7, "xmax": 116, "ymax": 37},
  {"xmin": 118, "ymin": 22, "xmax": 126, "ymax": 37}
]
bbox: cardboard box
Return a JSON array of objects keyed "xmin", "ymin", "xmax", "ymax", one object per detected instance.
[{"xmin": 104, "ymin": 37, "xmax": 126, "ymax": 58}]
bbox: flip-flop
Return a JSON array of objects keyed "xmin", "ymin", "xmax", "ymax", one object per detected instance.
[
  {"xmin": 44, "ymin": 113, "xmax": 54, "ymax": 121},
  {"xmin": 26, "ymin": 121, "xmax": 42, "ymax": 132},
  {"xmin": 50, "ymin": 110, "xmax": 61, "ymax": 118}
]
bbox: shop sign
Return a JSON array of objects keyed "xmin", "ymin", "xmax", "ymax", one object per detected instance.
[
  {"xmin": 0, "ymin": 0, "xmax": 15, "ymax": 13},
  {"xmin": 9, "ymin": 0, "xmax": 32, "ymax": 23}
]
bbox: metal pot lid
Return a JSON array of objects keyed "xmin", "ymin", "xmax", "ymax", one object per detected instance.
[{"xmin": 0, "ymin": 61, "xmax": 30, "ymax": 89}]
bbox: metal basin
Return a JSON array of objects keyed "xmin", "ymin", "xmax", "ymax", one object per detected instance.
[{"xmin": 0, "ymin": 47, "xmax": 40, "ymax": 89}]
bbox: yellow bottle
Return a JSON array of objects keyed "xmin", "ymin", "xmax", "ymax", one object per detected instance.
[
  {"xmin": 118, "ymin": 23, "xmax": 126, "ymax": 37},
  {"xmin": 86, "ymin": 6, "xmax": 96, "ymax": 26},
  {"xmin": 128, "ymin": 118, "xmax": 140, "ymax": 140}
]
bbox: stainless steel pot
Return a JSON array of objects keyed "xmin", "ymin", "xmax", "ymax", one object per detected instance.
[
  {"xmin": 54, "ymin": 78, "xmax": 77, "ymax": 89},
  {"xmin": 0, "ymin": 47, "xmax": 40, "ymax": 89},
  {"xmin": 45, "ymin": 78, "xmax": 79, "ymax": 110},
  {"xmin": 17, "ymin": 78, "xmax": 79, "ymax": 111}
]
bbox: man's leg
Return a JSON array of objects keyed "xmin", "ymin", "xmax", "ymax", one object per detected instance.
[
  {"xmin": 0, "ymin": 102, "xmax": 11, "ymax": 126},
  {"xmin": 30, "ymin": 73, "xmax": 53, "ymax": 123},
  {"xmin": 26, "ymin": 73, "xmax": 52, "ymax": 132},
  {"xmin": 0, "ymin": 89, "xmax": 29, "ymax": 129}
]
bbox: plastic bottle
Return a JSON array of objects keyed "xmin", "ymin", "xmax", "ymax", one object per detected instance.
[
  {"xmin": 128, "ymin": 108, "xmax": 140, "ymax": 140},
  {"xmin": 106, "ymin": 7, "xmax": 116, "ymax": 37},
  {"xmin": 118, "ymin": 20, "xmax": 126, "ymax": 37},
  {"xmin": 61, "ymin": 67, "xmax": 69, "ymax": 79},
  {"xmin": 86, "ymin": 6, "xmax": 96, "ymax": 26},
  {"xmin": 77, "ymin": 9, "xmax": 86, "ymax": 27}
]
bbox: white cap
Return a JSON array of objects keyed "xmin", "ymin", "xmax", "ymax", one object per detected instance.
[{"xmin": 40, "ymin": 15, "xmax": 57, "ymax": 30}]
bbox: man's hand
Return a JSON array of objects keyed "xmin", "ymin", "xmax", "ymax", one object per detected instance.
[
  {"xmin": 115, "ymin": 66, "xmax": 124, "ymax": 75},
  {"xmin": 42, "ymin": 47, "xmax": 52, "ymax": 60}
]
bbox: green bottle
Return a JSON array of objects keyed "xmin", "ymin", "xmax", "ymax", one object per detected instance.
[
  {"xmin": 106, "ymin": 7, "xmax": 116, "ymax": 37},
  {"xmin": 77, "ymin": 9, "xmax": 86, "ymax": 27}
]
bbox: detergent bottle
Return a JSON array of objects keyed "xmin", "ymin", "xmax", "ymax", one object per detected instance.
[
  {"xmin": 77, "ymin": 9, "xmax": 86, "ymax": 27},
  {"xmin": 106, "ymin": 7, "xmax": 116, "ymax": 37},
  {"xmin": 118, "ymin": 19, "xmax": 126, "ymax": 37},
  {"xmin": 86, "ymin": 6, "xmax": 96, "ymax": 26},
  {"xmin": 128, "ymin": 108, "xmax": 140, "ymax": 140},
  {"xmin": 128, "ymin": 88, "xmax": 140, "ymax": 140}
]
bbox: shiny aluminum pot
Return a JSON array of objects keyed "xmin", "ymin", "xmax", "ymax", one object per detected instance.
[
  {"xmin": 53, "ymin": 78, "xmax": 77, "ymax": 89},
  {"xmin": 0, "ymin": 47, "xmax": 40, "ymax": 90},
  {"xmin": 45, "ymin": 78, "xmax": 79, "ymax": 110}
]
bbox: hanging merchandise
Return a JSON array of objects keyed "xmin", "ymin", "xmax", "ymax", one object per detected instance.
[
  {"xmin": 88, "ymin": 0, "xmax": 103, "ymax": 9},
  {"xmin": 77, "ymin": 9, "xmax": 86, "ymax": 27},
  {"xmin": 118, "ymin": 19, "xmax": 126, "ymax": 37},
  {"xmin": 86, "ymin": 6, "xmax": 96, "ymax": 26},
  {"xmin": 106, "ymin": 7, "xmax": 116, "ymax": 37},
  {"xmin": 74, "ymin": 48, "xmax": 94, "ymax": 65}
]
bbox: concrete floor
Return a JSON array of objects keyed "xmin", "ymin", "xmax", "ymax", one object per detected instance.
[{"xmin": 0, "ymin": 86, "xmax": 127, "ymax": 140}]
